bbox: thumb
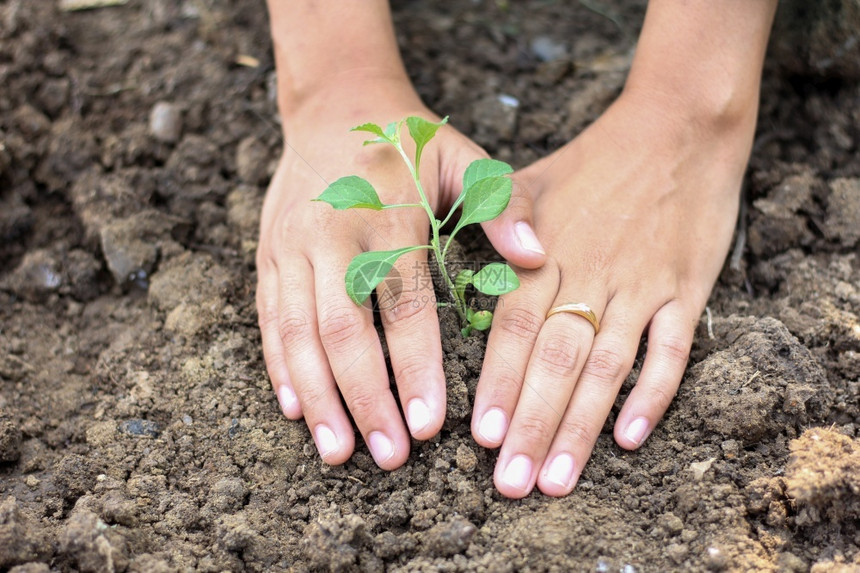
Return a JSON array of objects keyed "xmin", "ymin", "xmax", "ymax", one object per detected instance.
[
  {"xmin": 439, "ymin": 136, "xmax": 547, "ymax": 270},
  {"xmin": 480, "ymin": 173, "xmax": 546, "ymax": 270}
]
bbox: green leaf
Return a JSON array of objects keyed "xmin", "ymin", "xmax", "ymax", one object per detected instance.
[
  {"xmin": 462, "ymin": 158, "xmax": 513, "ymax": 193},
  {"xmin": 351, "ymin": 122, "xmax": 387, "ymax": 138},
  {"xmin": 469, "ymin": 310, "xmax": 493, "ymax": 331},
  {"xmin": 384, "ymin": 121, "xmax": 400, "ymax": 140},
  {"xmin": 453, "ymin": 269, "xmax": 474, "ymax": 305},
  {"xmin": 451, "ymin": 175, "xmax": 512, "ymax": 234},
  {"xmin": 444, "ymin": 159, "xmax": 514, "ymax": 225},
  {"xmin": 314, "ymin": 176, "xmax": 385, "ymax": 210},
  {"xmin": 472, "ymin": 263, "xmax": 519, "ymax": 295},
  {"xmin": 345, "ymin": 246, "xmax": 428, "ymax": 305},
  {"xmin": 352, "ymin": 121, "xmax": 399, "ymax": 146},
  {"xmin": 406, "ymin": 116, "xmax": 448, "ymax": 170}
]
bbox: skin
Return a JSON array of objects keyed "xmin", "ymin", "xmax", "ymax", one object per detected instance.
[{"xmin": 258, "ymin": 0, "xmax": 778, "ymax": 496}]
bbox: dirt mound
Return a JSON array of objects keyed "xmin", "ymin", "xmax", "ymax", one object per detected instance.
[{"xmin": 0, "ymin": 0, "xmax": 857, "ymax": 571}]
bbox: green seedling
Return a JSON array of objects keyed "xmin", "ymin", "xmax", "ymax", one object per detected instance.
[{"xmin": 314, "ymin": 116, "xmax": 519, "ymax": 336}]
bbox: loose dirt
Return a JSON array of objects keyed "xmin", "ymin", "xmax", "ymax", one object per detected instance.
[{"xmin": 1, "ymin": 1, "xmax": 858, "ymax": 571}]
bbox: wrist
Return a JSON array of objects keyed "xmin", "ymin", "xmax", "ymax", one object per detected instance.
[
  {"xmin": 620, "ymin": 0, "xmax": 775, "ymax": 135},
  {"xmin": 276, "ymin": 65, "xmax": 416, "ymax": 121},
  {"xmin": 266, "ymin": 0, "xmax": 414, "ymax": 125},
  {"xmin": 619, "ymin": 74, "xmax": 760, "ymax": 137}
]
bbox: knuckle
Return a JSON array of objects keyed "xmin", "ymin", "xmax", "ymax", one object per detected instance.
[
  {"xmin": 299, "ymin": 381, "xmax": 334, "ymax": 412},
  {"xmin": 264, "ymin": 351, "xmax": 288, "ymax": 375},
  {"xmin": 643, "ymin": 384, "xmax": 676, "ymax": 413},
  {"xmin": 318, "ymin": 307, "xmax": 364, "ymax": 349},
  {"xmin": 516, "ymin": 412, "xmax": 558, "ymax": 444},
  {"xmin": 257, "ymin": 303, "xmax": 280, "ymax": 332},
  {"xmin": 655, "ymin": 335, "xmax": 691, "ymax": 367},
  {"xmin": 487, "ymin": 372, "xmax": 525, "ymax": 402},
  {"xmin": 582, "ymin": 347, "xmax": 628, "ymax": 387},
  {"xmin": 497, "ymin": 307, "xmax": 543, "ymax": 342},
  {"xmin": 558, "ymin": 418, "xmax": 596, "ymax": 447},
  {"xmin": 380, "ymin": 292, "xmax": 429, "ymax": 326},
  {"xmin": 345, "ymin": 388, "xmax": 379, "ymax": 421},
  {"xmin": 534, "ymin": 338, "xmax": 581, "ymax": 376},
  {"xmin": 394, "ymin": 356, "xmax": 427, "ymax": 386},
  {"xmin": 277, "ymin": 310, "xmax": 312, "ymax": 346}
]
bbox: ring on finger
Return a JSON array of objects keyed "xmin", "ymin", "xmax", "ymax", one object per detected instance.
[{"xmin": 545, "ymin": 302, "xmax": 600, "ymax": 335}]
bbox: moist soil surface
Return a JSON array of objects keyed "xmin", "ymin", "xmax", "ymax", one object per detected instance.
[{"xmin": 1, "ymin": 1, "xmax": 859, "ymax": 571}]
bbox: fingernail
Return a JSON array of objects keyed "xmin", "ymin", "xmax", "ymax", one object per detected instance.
[
  {"xmin": 368, "ymin": 431, "xmax": 395, "ymax": 464},
  {"xmin": 277, "ymin": 385, "xmax": 297, "ymax": 413},
  {"xmin": 545, "ymin": 453, "xmax": 575, "ymax": 488},
  {"xmin": 501, "ymin": 454, "xmax": 533, "ymax": 491},
  {"xmin": 624, "ymin": 417, "xmax": 650, "ymax": 447},
  {"xmin": 314, "ymin": 424, "xmax": 339, "ymax": 457},
  {"xmin": 515, "ymin": 221, "xmax": 546, "ymax": 255},
  {"xmin": 478, "ymin": 408, "xmax": 508, "ymax": 444},
  {"xmin": 406, "ymin": 398, "xmax": 431, "ymax": 434}
]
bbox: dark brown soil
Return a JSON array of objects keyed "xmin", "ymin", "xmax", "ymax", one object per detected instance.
[{"xmin": 1, "ymin": 1, "xmax": 858, "ymax": 571}]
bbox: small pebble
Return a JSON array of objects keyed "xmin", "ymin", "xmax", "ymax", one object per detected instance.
[
  {"xmin": 119, "ymin": 419, "xmax": 160, "ymax": 438},
  {"xmin": 705, "ymin": 546, "xmax": 728, "ymax": 571},
  {"xmin": 149, "ymin": 101, "xmax": 182, "ymax": 143},
  {"xmin": 497, "ymin": 94, "xmax": 519, "ymax": 108},
  {"xmin": 181, "ymin": 415, "xmax": 193, "ymax": 425},
  {"xmin": 530, "ymin": 35, "xmax": 567, "ymax": 62},
  {"xmin": 690, "ymin": 457, "xmax": 716, "ymax": 480}
]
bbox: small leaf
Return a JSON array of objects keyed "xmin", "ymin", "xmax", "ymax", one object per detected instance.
[
  {"xmin": 345, "ymin": 246, "xmax": 427, "ymax": 305},
  {"xmin": 384, "ymin": 121, "xmax": 400, "ymax": 140},
  {"xmin": 472, "ymin": 263, "xmax": 519, "ymax": 295},
  {"xmin": 469, "ymin": 310, "xmax": 493, "ymax": 331},
  {"xmin": 462, "ymin": 158, "xmax": 513, "ymax": 193},
  {"xmin": 351, "ymin": 122, "xmax": 387, "ymax": 138},
  {"xmin": 406, "ymin": 116, "xmax": 448, "ymax": 169},
  {"xmin": 453, "ymin": 269, "xmax": 474, "ymax": 305},
  {"xmin": 314, "ymin": 176, "xmax": 385, "ymax": 210},
  {"xmin": 352, "ymin": 122, "xmax": 398, "ymax": 146},
  {"xmin": 451, "ymin": 176, "xmax": 512, "ymax": 234}
]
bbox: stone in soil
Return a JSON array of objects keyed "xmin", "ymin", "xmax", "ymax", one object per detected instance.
[{"xmin": 148, "ymin": 101, "xmax": 182, "ymax": 144}]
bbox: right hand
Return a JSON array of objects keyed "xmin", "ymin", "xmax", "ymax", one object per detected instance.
[{"xmin": 255, "ymin": 74, "xmax": 545, "ymax": 469}]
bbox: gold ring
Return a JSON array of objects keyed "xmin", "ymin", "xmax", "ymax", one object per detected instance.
[{"xmin": 546, "ymin": 303, "xmax": 600, "ymax": 334}]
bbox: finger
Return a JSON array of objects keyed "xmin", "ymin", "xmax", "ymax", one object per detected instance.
[
  {"xmin": 613, "ymin": 299, "xmax": 695, "ymax": 451},
  {"xmin": 493, "ymin": 300, "xmax": 602, "ymax": 499},
  {"xmin": 535, "ymin": 304, "xmax": 647, "ymax": 496},
  {"xmin": 277, "ymin": 256, "xmax": 356, "ymax": 465},
  {"xmin": 472, "ymin": 263, "xmax": 558, "ymax": 449},
  {"xmin": 313, "ymin": 250, "xmax": 412, "ymax": 470},
  {"xmin": 480, "ymin": 175, "xmax": 546, "ymax": 269},
  {"xmin": 375, "ymin": 240, "xmax": 445, "ymax": 440},
  {"xmin": 256, "ymin": 257, "xmax": 302, "ymax": 419}
]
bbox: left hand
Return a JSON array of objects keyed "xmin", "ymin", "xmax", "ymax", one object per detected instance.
[{"xmin": 471, "ymin": 90, "xmax": 757, "ymax": 498}]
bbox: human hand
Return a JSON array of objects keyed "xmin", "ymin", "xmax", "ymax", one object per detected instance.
[
  {"xmin": 256, "ymin": 75, "xmax": 546, "ymax": 469},
  {"xmin": 471, "ymin": 91, "xmax": 757, "ymax": 497}
]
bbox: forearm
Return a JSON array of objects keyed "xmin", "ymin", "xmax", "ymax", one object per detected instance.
[
  {"xmin": 623, "ymin": 0, "xmax": 778, "ymax": 131},
  {"xmin": 266, "ymin": 0, "xmax": 412, "ymax": 119}
]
